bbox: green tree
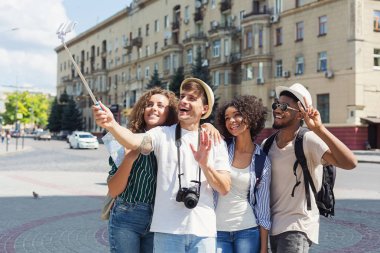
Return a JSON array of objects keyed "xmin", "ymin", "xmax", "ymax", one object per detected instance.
[
  {"xmin": 192, "ymin": 50, "xmax": 219, "ymax": 123},
  {"xmin": 146, "ymin": 69, "xmax": 165, "ymax": 90},
  {"xmin": 1, "ymin": 91, "xmax": 50, "ymax": 127},
  {"xmin": 61, "ymin": 97, "xmax": 83, "ymax": 131},
  {"xmin": 169, "ymin": 66, "xmax": 184, "ymax": 97},
  {"xmin": 47, "ymin": 98, "xmax": 63, "ymax": 132}
]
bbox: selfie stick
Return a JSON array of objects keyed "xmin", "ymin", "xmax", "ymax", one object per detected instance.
[{"xmin": 56, "ymin": 21, "xmax": 99, "ymax": 106}]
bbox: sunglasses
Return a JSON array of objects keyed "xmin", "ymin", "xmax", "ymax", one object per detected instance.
[{"xmin": 271, "ymin": 102, "xmax": 300, "ymax": 112}]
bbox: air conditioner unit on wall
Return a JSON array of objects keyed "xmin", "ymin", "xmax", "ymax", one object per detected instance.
[
  {"xmin": 324, "ymin": 70, "xmax": 334, "ymax": 79},
  {"xmin": 282, "ymin": 71, "xmax": 290, "ymax": 78},
  {"xmin": 270, "ymin": 14, "xmax": 279, "ymax": 24}
]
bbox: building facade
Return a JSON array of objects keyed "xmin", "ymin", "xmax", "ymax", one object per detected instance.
[{"xmin": 55, "ymin": 0, "xmax": 380, "ymax": 149}]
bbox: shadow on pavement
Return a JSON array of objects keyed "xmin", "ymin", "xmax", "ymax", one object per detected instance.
[
  {"xmin": 311, "ymin": 199, "xmax": 380, "ymax": 253},
  {"xmin": 0, "ymin": 196, "xmax": 109, "ymax": 253}
]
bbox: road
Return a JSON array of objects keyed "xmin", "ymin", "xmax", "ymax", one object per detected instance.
[{"xmin": 0, "ymin": 138, "xmax": 379, "ymax": 252}]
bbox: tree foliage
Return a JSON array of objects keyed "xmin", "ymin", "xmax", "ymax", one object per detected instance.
[
  {"xmin": 61, "ymin": 97, "xmax": 83, "ymax": 131},
  {"xmin": 47, "ymin": 98, "xmax": 63, "ymax": 132},
  {"xmin": 1, "ymin": 91, "xmax": 51, "ymax": 128},
  {"xmin": 169, "ymin": 66, "xmax": 184, "ymax": 97},
  {"xmin": 146, "ymin": 68, "xmax": 165, "ymax": 90}
]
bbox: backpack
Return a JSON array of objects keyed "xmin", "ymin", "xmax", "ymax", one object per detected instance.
[{"xmin": 262, "ymin": 127, "xmax": 336, "ymax": 217}]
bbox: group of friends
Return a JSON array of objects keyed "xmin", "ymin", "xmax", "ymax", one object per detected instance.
[{"xmin": 92, "ymin": 78, "xmax": 357, "ymax": 253}]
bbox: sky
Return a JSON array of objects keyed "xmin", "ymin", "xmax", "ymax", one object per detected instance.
[{"xmin": 0, "ymin": 0, "xmax": 132, "ymax": 96}]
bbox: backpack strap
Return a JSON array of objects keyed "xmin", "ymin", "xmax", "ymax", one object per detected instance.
[
  {"xmin": 252, "ymin": 146, "xmax": 266, "ymax": 205},
  {"xmin": 294, "ymin": 127, "xmax": 318, "ymax": 211},
  {"xmin": 262, "ymin": 131, "xmax": 278, "ymax": 155}
]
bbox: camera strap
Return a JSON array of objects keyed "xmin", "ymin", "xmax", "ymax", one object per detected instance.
[{"xmin": 175, "ymin": 123, "xmax": 202, "ymax": 191}]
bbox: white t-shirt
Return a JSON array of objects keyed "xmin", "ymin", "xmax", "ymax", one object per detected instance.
[
  {"xmin": 147, "ymin": 124, "xmax": 230, "ymax": 237},
  {"xmin": 264, "ymin": 131, "xmax": 328, "ymax": 244},
  {"xmin": 216, "ymin": 165, "xmax": 257, "ymax": 231}
]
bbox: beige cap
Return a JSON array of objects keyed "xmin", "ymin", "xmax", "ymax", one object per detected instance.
[{"xmin": 180, "ymin": 77, "xmax": 215, "ymax": 119}]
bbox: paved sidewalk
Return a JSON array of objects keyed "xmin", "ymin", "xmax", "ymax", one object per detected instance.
[{"xmin": 0, "ymin": 138, "xmax": 32, "ymax": 156}]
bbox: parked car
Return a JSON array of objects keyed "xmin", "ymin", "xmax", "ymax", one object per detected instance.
[
  {"xmin": 68, "ymin": 131, "xmax": 99, "ymax": 149},
  {"xmin": 34, "ymin": 131, "xmax": 51, "ymax": 141}
]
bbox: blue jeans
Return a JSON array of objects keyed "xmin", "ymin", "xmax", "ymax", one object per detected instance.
[
  {"xmin": 108, "ymin": 199, "xmax": 154, "ymax": 253},
  {"xmin": 216, "ymin": 226, "xmax": 260, "ymax": 253},
  {"xmin": 154, "ymin": 232, "xmax": 216, "ymax": 253}
]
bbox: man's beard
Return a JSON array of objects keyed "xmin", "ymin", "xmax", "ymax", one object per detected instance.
[{"xmin": 272, "ymin": 122, "xmax": 283, "ymax": 129}]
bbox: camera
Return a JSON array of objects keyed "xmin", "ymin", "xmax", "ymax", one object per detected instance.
[{"xmin": 176, "ymin": 186, "xmax": 200, "ymax": 209}]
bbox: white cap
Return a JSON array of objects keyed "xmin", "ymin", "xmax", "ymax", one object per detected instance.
[{"xmin": 275, "ymin": 83, "xmax": 312, "ymax": 108}]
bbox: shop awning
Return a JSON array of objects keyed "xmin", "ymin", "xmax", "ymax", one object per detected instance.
[{"xmin": 361, "ymin": 117, "xmax": 380, "ymax": 124}]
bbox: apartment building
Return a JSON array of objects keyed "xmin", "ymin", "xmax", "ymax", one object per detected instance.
[{"xmin": 55, "ymin": 0, "xmax": 380, "ymax": 149}]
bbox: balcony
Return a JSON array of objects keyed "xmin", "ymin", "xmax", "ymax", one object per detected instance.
[
  {"xmin": 220, "ymin": 0, "xmax": 232, "ymax": 13},
  {"xmin": 194, "ymin": 10, "xmax": 203, "ymax": 23},
  {"xmin": 132, "ymin": 37, "xmax": 143, "ymax": 48},
  {"xmin": 172, "ymin": 21, "xmax": 180, "ymax": 31},
  {"xmin": 229, "ymin": 53, "xmax": 241, "ymax": 64},
  {"xmin": 243, "ymin": 9, "xmax": 271, "ymax": 18},
  {"xmin": 182, "ymin": 32, "xmax": 207, "ymax": 44}
]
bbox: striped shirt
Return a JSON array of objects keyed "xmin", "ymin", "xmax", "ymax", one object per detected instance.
[{"xmin": 109, "ymin": 152, "xmax": 157, "ymax": 204}]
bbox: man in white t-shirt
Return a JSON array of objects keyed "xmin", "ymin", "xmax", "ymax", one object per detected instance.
[
  {"xmin": 93, "ymin": 78, "xmax": 231, "ymax": 252},
  {"xmin": 262, "ymin": 83, "xmax": 357, "ymax": 253}
]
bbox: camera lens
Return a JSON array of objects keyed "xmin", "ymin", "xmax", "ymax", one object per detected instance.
[{"xmin": 184, "ymin": 193, "xmax": 198, "ymax": 209}]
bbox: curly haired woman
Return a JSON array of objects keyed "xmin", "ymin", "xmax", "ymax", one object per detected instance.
[
  {"xmin": 107, "ymin": 87, "xmax": 178, "ymax": 253},
  {"xmin": 215, "ymin": 95, "xmax": 272, "ymax": 253}
]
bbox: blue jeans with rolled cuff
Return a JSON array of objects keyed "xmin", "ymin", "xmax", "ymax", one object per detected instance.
[
  {"xmin": 108, "ymin": 198, "xmax": 154, "ymax": 253},
  {"xmin": 216, "ymin": 226, "xmax": 260, "ymax": 253}
]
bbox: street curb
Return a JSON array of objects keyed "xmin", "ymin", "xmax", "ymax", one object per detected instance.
[
  {"xmin": 357, "ymin": 160, "xmax": 380, "ymax": 164},
  {"xmin": 0, "ymin": 146, "xmax": 33, "ymax": 156}
]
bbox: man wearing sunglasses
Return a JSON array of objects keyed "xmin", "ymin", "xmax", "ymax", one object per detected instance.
[{"xmin": 262, "ymin": 83, "xmax": 357, "ymax": 253}]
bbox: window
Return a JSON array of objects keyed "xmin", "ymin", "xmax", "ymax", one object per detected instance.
[
  {"xmin": 246, "ymin": 64, "xmax": 253, "ymax": 80},
  {"xmin": 187, "ymin": 49, "xmax": 193, "ymax": 64},
  {"xmin": 246, "ymin": 31, "xmax": 253, "ymax": 48},
  {"xmin": 146, "ymin": 24, "xmax": 149, "ymax": 36},
  {"xmin": 145, "ymin": 46, "xmax": 150, "ymax": 57},
  {"xmin": 164, "ymin": 56, "xmax": 170, "ymax": 70},
  {"xmin": 258, "ymin": 62, "xmax": 264, "ymax": 79},
  {"xmin": 137, "ymin": 65, "xmax": 142, "ymax": 80},
  {"xmin": 374, "ymin": 49, "xmax": 380, "ymax": 69},
  {"xmin": 239, "ymin": 11, "xmax": 245, "ymax": 25},
  {"xmin": 296, "ymin": 21, "xmax": 304, "ymax": 41},
  {"xmin": 224, "ymin": 71, "xmax": 229, "ymax": 85},
  {"xmin": 258, "ymin": 29, "xmax": 263, "ymax": 48},
  {"xmin": 374, "ymin": 11, "xmax": 380, "ymax": 32},
  {"xmin": 154, "ymin": 63, "xmax": 159, "ymax": 71},
  {"xmin": 138, "ymin": 27, "xmax": 142, "ymax": 37},
  {"xmin": 319, "ymin": 15, "xmax": 327, "ymax": 36},
  {"xmin": 164, "ymin": 15, "xmax": 169, "ymax": 28},
  {"xmin": 155, "ymin": 19, "xmax": 160, "ymax": 32},
  {"xmin": 276, "ymin": 28, "xmax": 282, "ymax": 45},
  {"xmin": 318, "ymin": 51, "xmax": 327, "ymax": 71},
  {"xmin": 224, "ymin": 39, "xmax": 230, "ymax": 56},
  {"xmin": 145, "ymin": 66, "xmax": 150, "ymax": 78},
  {"xmin": 154, "ymin": 42, "xmax": 158, "ymax": 54},
  {"xmin": 211, "ymin": 0, "xmax": 216, "ymax": 9},
  {"xmin": 275, "ymin": 60, "xmax": 283, "ymax": 77},
  {"xmin": 213, "ymin": 40, "xmax": 221, "ymax": 57},
  {"xmin": 184, "ymin": 6, "xmax": 190, "ymax": 23},
  {"xmin": 317, "ymin": 94, "xmax": 330, "ymax": 123},
  {"xmin": 213, "ymin": 71, "xmax": 220, "ymax": 86},
  {"xmin": 295, "ymin": 56, "xmax": 304, "ymax": 75}
]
